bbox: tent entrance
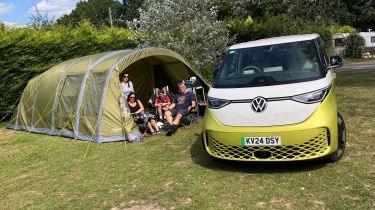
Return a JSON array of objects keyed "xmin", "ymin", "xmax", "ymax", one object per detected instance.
[
  {"xmin": 119, "ymin": 56, "xmax": 194, "ymax": 106},
  {"xmin": 153, "ymin": 65, "xmax": 172, "ymax": 90}
]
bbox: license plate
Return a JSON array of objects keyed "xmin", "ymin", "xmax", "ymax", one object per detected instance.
[{"xmin": 241, "ymin": 136, "xmax": 281, "ymax": 146}]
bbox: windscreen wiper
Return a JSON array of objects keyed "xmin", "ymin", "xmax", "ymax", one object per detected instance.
[{"xmin": 249, "ymin": 76, "xmax": 278, "ymax": 86}]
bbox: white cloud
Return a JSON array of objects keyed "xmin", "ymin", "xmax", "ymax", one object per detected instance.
[
  {"xmin": 1, "ymin": 21, "xmax": 27, "ymax": 28},
  {"xmin": 0, "ymin": 3, "xmax": 16, "ymax": 16},
  {"xmin": 28, "ymin": 0, "xmax": 81, "ymax": 20}
]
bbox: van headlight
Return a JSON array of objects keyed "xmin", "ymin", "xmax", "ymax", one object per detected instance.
[
  {"xmin": 292, "ymin": 85, "xmax": 331, "ymax": 104},
  {"xmin": 208, "ymin": 97, "xmax": 230, "ymax": 109}
]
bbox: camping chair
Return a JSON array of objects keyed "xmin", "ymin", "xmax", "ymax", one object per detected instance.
[
  {"xmin": 148, "ymin": 86, "xmax": 173, "ymax": 121},
  {"xmin": 179, "ymin": 78, "xmax": 205, "ymax": 127}
]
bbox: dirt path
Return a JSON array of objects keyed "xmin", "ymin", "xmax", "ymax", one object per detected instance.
[{"xmin": 335, "ymin": 60, "xmax": 375, "ymax": 73}]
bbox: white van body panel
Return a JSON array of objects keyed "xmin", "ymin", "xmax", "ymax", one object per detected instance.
[
  {"xmin": 208, "ymin": 70, "xmax": 333, "ymax": 127},
  {"xmin": 230, "ymin": 34, "xmax": 320, "ymax": 50}
]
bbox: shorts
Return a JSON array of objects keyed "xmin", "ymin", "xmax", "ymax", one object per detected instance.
[{"xmin": 170, "ymin": 108, "xmax": 188, "ymax": 117}]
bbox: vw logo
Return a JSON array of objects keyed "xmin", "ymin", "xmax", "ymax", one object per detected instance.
[{"xmin": 251, "ymin": 97, "xmax": 267, "ymax": 113}]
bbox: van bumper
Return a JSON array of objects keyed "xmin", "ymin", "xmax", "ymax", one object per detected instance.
[{"xmin": 202, "ymin": 90, "xmax": 339, "ymax": 162}]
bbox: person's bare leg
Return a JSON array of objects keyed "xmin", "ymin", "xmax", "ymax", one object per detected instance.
[
  {"xmin": 151, "ymin": 119, "xmax": 159, "ymax": 132},
  {"xmin": 157, "ymin": 106, "xmax": 163, "ymax": 119},
  {"xmin": 147, "ymin": 121, "xmax": 155, "ymax": 133},
  {"xmin": 165, "ymin": 111, "xmax": 173, "ymax": 125},
  {"xmin": 173, "ymin": 114, "xmax": 183, "ymax": 125},
  {"xmin": 166, "ymin": 113, "xmax": 182, "ymax": 135}
]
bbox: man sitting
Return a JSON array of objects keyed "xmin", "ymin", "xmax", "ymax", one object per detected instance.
[
  {"xmin": 164, "ymin": 81, "xmax": 196, "ymax": 136},
  {"xmin": 154, "ymin": 89, "xmax": 171, "ymax": 121}
]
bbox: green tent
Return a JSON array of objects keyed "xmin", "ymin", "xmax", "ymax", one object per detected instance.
[{"xmin": 7, "ymin": 48, "xmax": 209, "ymax": 143}]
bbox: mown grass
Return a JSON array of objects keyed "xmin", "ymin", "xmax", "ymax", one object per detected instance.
[{"xmin": 0, "ymin": 73, "xmax": 374, "ymax": 209}]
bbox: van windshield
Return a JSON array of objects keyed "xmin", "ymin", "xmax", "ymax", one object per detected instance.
[{"xmin": 213, "ymin": 40, "xmax": 324, "ymax": 88}]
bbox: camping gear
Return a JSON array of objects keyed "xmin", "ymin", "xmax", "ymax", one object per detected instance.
[{"xmin": 7, "ymin": 48, "xmax": 209, "ymax": 143}]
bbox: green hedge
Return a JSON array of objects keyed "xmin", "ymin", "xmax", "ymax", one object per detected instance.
[
  {"xmin": 345, "ymin": 33, "xmax": 365, "ymax": 58},
  {"xmin": 0, "ymin": 21, "xmax": 138, "ymax": 119}
]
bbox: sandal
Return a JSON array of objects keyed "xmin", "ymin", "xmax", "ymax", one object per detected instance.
[{"xmin": 143, "ymin": 132, "xmax": 149, "ymax": 137}]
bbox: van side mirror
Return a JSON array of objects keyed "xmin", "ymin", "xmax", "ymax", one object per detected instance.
[{"xmin": 329, "ymin": 56, "xmax": 343, "ymax": 68}]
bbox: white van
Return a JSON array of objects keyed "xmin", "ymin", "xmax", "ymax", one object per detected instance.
[{"xmin": 203, "ymin": 34, "xmax": 346, "ymax": 162}]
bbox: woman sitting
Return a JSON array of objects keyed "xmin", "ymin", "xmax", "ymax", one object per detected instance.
[{"xmin": 127, "ymin": 92, "xmax": 160, "ymax": 135}]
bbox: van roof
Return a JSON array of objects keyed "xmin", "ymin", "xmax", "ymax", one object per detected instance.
[{"xmin": 230, "ymin": 34, "xmax": 320, "ymax": 50}]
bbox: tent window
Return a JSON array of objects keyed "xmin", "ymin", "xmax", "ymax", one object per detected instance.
[
  {"xmin": 81, "ymin": 73, "xmax": 107, "ymax": 118},
  {"xmin": 55, "ymin": 74, "xmax": 84, "ymax": 129}
]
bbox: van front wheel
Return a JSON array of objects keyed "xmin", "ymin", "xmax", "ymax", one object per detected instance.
[{"xmin": 328, "ymin": 112, "xmax": 346, "ymax": 162}]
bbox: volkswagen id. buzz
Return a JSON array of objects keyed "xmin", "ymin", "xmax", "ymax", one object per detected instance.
[{"xmin": 203, "ymin": 34, "xmax": 346, "ymax": 162}]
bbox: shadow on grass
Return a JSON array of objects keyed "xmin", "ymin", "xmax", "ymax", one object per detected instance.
[{"xmin": 190, "ymin": 133, "xmax": 328, "ymax": 174}]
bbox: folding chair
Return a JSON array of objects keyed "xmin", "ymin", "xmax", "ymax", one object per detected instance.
[
  {"xmin": 179, "ymin": 78, "xmax": 206, "ymax": 127},
  {"xmin": 148, "ymin": 86, "xmax": 173, "ymax": 121}
]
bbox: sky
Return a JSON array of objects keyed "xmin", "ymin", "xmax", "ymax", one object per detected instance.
[{"xmin": 0, "ymin": 0, "xmax": 80, "ymax": 26}]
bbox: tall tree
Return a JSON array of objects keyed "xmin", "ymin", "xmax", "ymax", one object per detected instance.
[
  {"xmin": 288, "ymin": 0, "xmax": 353, "ymax": 26},
  {"xmin": 28, "ymin": 7, "xmax": 55, "ymax": 29},
  {"xmin": 215, "ymin": 0, "xmax": 235, "ymax": 20},
  {"xmin": 232, "ymin": 0, "xmax": 289, "ymax": 20},
  {"xmin": 57, "ymin": 0, "xmax": 124, "ymax": 27},
  {"xmin": 129, "ymin": 0, "xmax": 232, "ymax": 69},
  {"xmin": 122, "ymin": 0, "xmax": 144, "ymax": 22},
  {"xmin": 343, "ymin": 0, "xmax": 375, "ymax": 31}
]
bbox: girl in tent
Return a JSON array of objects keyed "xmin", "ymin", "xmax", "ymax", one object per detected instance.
[
  {"xmin": 121, "ymin": 73, "xmax": 134, "ymax": 96},
  {"xmin": 127, "ymin": 92, "xmax": 160, "ymax": 135}
]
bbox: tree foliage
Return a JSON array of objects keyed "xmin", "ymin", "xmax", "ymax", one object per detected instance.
[
  {"xmin": 329, "ymin": 25, "xmax": 357, "ymax": 34},
  {"xmin": 28, "ymin": 7, "xmax": 55, "ymax": 29},
  {"xmin": 130, "ymin": 0, "xmax": 232, "ymax": 70},
  {"xmin": 57, "ymin": 0, "xmax": 124, "ymax": 27},
  {"xmin": 0, "ymin": 22, "xmax": 138, "ymax": 118},
  {"xmin": 288, "ymin": 0, "xmax": 353, "ymax": 26},
  {"xmin": 343, "ymin": 0, "xmax": 375, "ymax": 31},
  {"xmin": 232, "ymin": 0, "xmax": 289, "ymax": 20},
  {"xmin": 344, "ymin": 33, "xmax": 365, "ymax": 58},
  {"xmin": 122, "ymin": 0, "xmax": 145, "ymax": 22}
]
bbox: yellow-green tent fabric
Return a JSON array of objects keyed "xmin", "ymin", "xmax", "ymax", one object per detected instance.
[{"xmin": 7, "ymin": 48, "xmax": 209, "ymax": 143}]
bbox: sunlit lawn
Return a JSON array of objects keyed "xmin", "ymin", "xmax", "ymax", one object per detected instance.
[{"xmin": 0, "ymin": 72, "xmax": 374, "ymax": 209}]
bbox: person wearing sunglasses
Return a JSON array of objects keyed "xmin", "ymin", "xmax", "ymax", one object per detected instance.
[
  {"xmin": 121, "ymin": 74, "xmax": 134, "ymax": 97},
  {"xmin": 127, "ymin": 92, "xmax": 160, "ymax": 135}
]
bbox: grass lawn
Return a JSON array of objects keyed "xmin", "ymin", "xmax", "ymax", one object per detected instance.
[{"xmin": 1, "ymin": 73, "xmax": 374, "ymax": 209}]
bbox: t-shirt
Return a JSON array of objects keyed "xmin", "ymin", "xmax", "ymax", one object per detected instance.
[
  {"xmin": 173, "ymin": 91, "xmax": 195, "ymax": 110},
  {"xmin": 121, "ymin": 81, "xmax": 133, "ymax": 96},
  {"xmin": 154, "ymin": 95, "xmax": 171, "ymax": 106}
]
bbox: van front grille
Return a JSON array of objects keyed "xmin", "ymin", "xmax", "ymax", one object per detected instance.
[{"xmin": 207, "ymin": 130, "xmax": 329, "ymax": 161}]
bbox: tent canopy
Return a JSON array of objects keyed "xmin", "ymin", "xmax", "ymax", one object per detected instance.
[{"xmin": 7, "ymin": 48, "xmax": 209, "ymax": 143}]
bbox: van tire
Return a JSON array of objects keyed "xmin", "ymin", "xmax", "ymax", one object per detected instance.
[{"xmin": 328, "ymin": 112, "xmax": 346, "ymax": 162}]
